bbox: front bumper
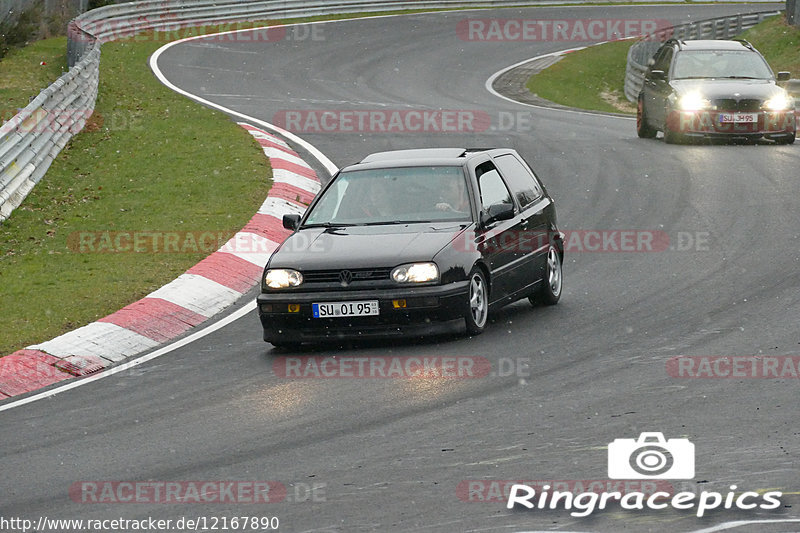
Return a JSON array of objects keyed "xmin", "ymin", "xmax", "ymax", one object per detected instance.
[
  {"xmin": 667, "ymin": 109, "xmax": 796, "ymax": 139},
  {"xmin": 257, "ymin": 281, "xmax": 469, "ymax": 343}
]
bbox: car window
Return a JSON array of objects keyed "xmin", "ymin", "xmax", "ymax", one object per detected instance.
[
  {"xmin": 303, "ymin": 166, "xmax": 472, "ymax": 226},
  {"xmin": 493, "ymin": 154, "xmax": 543, "ymax": 210},
  {"xmin": 672, "ymin": 50, "xmax": 774, "ymax": 80},
  {"xmin": 477, "ymin": 162, "xmax": 513, "ymax": 210},
  {"xmin": 652, "ymin": 47, "xmax": 673, "ymax": 75}
]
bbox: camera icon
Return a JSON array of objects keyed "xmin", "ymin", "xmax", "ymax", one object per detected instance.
[{"xmin": 608, "ymin": 432, "xmax": 695, "ymax": 479}]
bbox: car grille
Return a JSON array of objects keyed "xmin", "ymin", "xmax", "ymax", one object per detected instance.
[
  {"xmin": 713, "ymin": 99, "xmax": 762, "ymax": 112},
  {"xmin": 302, "ymin": 268, "xmax": 392, "ymax": 284}
]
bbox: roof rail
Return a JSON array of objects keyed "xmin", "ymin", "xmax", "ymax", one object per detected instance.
[{"xmin": 461, "ymin": 148, "xmax": 492, "ymax": 156}]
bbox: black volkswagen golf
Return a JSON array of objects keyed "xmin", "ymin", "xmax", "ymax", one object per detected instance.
[{"xmin": 257, "ymin": 148, "xmax": 563, "ymax": 347}]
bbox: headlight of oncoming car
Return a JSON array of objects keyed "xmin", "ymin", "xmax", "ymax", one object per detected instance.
[
  {"xmin": 391, "ymin": 263, "xmax": 439, "ymax": 283},
  {"xmin": 764, "ymin": 92, "xmax": 793, "ymax": 111},
  {"xmin": 676, "ymin": 92, "xmax": 711, "ymax": 111},
  {"xmin": 264, "ymin": 269, "xmax": 303, "ymax": 289}
]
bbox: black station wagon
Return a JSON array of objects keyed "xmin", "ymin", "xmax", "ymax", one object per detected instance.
[
  {"xmin": 637, "ymin": 39, "xmax": 795, "ymax": 144},
  {"xmin": 257, "ymin": 148, "xmax": 563, "ymax": 347}
]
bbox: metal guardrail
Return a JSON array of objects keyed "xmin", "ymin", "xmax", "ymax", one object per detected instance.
[
  {"xmin": 0, "ymin": 45, "xmax": 100, "ymax": 221},
  {"xmin": 624, "ymin": 11, "xmax": 782, "ymax": 103}
]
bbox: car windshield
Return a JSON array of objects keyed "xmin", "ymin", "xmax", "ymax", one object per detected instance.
[
  {"xmin": 303, "ymin": 166, "xmax": 472, "ymax": 226},
  {"xmin": 672, "ymin": 50, "xmax": 774, "ymax": 80}
]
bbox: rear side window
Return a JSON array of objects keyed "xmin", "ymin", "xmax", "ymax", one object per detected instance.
[
  {"xmin": 494, "ymin": 154, "xmax": 543, "ymax": 210},
  {"xmin": 476, "ymin": 162, "xmax": 512, "ymax": 210},
  {"xmin": 652, "ymin": 47, "xmax": 673, "ymax": 75}
]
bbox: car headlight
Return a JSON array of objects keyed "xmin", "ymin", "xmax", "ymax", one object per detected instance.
[
  {"xmin": 264, "ymin": 269, "xmax": 303, "ymax": 289},
  {"xmin": 764, "ymin": 92, "xmax": 792, "ymax": 111},
  {"xmin": 677, "ymin": 92, "xmax": 710, "ymax": 111},
  {"xmin": 391, "ymin": 263, "xmax": 439, "ymax": 283}
]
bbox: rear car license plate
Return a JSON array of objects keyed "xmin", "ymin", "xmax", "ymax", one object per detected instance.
[
  {"xmin": 313, "ymin": 301, "xmax": 379, "ymax": 318},
  {"xmin": 718, "ymin": 112, "xmax": 757, "ymax": 124}
]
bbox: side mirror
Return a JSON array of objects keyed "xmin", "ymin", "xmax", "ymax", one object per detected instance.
[
  {"xmin": 649, "ymin": 70, "xmax": 666, "ymax": 81},
  {"xmin": 776, "ymin": 71, "xmax": 790, "ymax": 82},
  {"xmin": 482, "ymin": 202, "xmax": 515, "ymax": 226},
  {"xmin": 282, "ymin": 214, "xmax": 301, "ymax": 230}
]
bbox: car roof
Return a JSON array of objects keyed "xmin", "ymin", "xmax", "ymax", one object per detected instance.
[
  {"xmin": 670, "ymin": 39, "xmax": 756, "ymax": 52},
  {"xmin": 342, "ymin": 148, "xmax": 510, "ymax": 171}
]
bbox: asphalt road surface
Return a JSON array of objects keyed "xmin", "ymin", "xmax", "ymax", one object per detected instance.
[{"xmin": 2, "ymin": 4, "xmax": 799, "ymax": 532}]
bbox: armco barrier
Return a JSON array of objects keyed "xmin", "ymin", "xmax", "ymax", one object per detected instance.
[
  {"xmin": 0, "ymin": 45, "xmax": 100, "ymax": 221},
  {"xmin": 624, "ymin": 11, "xmax": 781, "ymax": 102}
]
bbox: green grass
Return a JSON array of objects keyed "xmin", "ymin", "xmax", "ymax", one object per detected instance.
[
  {"xmin": 526, "ymin": 39, "xmax": 637, "ymax": 114},
  {"xmin": 0, "ymin": 37, "xmax": 69, "ymax": 115},
  {"xmin": 738, "ymin": 16, "xmax": 800, "ymax": 76},
  {"xmin": 0, "ymin": 37, "xmax": 271, "ymax": 356},
  {"xmin": 525, "ymin": 15, "xmax": 800, "ymax": 114}
]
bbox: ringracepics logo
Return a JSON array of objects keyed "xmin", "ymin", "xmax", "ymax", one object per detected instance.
[
  {"xmin": 608, "ymin": 432, "xmax": 693, "ymax": 479},
  {"xmin": 507, "ymin": 433, "xmax": 783, "ymax": 517},
  {"xmin": 457, "ymin": 18, "xmax": 671, "ymax": 42}
]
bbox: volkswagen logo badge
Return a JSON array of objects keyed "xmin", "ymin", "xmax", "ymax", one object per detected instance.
[{"xmin": 339, "ymin": 270, "xmax": 353, "ymax": 285}]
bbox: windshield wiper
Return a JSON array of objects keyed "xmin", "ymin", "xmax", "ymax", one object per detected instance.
[
  {"xmin": 300, "ymin": 222, "xmax": 356, "ymax": 228},
  {"xmin": 361, "ymin": 220, "xmax": 433, "ymax": 226},
  {"xmin": 718, "ymin": 76, "xmax": 762, "ymax": 80}
]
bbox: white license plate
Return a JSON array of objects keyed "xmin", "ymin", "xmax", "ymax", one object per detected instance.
[
  {"xmin": 718, "ymin": 112, "xmax": 757, "ymax": 124},
  {"xmin": 313, "ymin": 301, "xmax": 379, "ymax": 318}
]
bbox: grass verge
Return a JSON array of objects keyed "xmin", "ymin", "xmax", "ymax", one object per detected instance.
[
  {"xmin": 0, "ymin": 37, "xmax": 69, "ymax": 114},
  {"xmin": 0, "ymin": 37, "xmax": 270, "ymax": 356},
  {"xmin": 526, "ymin": 39, "xmax": 637, "ymax": 114},
  {"xmin": 525, "ymin": 15, "xmax": 800, "ymax": 114}
]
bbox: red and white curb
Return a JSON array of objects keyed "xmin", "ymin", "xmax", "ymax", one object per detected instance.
[{"xmin": 0, "ymin": 124, "xmax": 320, "ymax": 400}]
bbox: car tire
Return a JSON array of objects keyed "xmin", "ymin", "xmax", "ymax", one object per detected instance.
[
  {"xmin": 529, "ymin": 245, "xmax": 562, "ymax": 306},
  {"xmin": 663, "ymin": 125, "xmax": 685, "ymax": 145},
  {"xmin": 464, "ymin": 267, "xmax": 489, "ymax": 336},
  {"xmin": 637, "ymin": 95, "xmax": 657, "ymax": 139},
  {"xmin": 775, "ymin": 133, "xmax": 796, "ymax": 145}
]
